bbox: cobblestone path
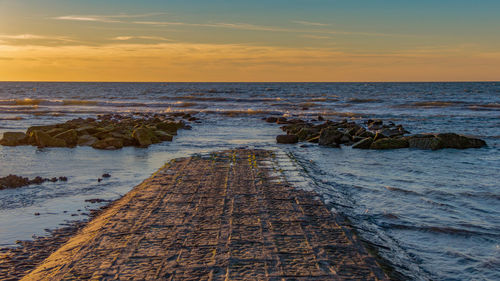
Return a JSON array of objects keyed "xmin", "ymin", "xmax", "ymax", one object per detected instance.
[{"xmin": 22, "ymin": 149, "xmax": 387, "ymax": 280}]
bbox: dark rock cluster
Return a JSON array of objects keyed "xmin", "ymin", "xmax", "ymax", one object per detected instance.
[
  {"xmin": 0, "ymin": 175, "xmax": 67, "ymax": 190},
  {"xmin": 0, "ymin": 113, "xmax": 196, "ymax": 150},
  {"xmin": 269, "ymin": 117, "xmax": 486, "ymax": 150}
]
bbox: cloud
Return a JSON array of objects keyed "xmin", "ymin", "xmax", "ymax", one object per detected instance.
[
  {"xmin": 301, "ymin": 34, "xmax": 332, "ymax": 40},
  {"xmin": 0, "ymin": 34, "xmax": 78, "ymax": 43},
  {"xmin": 52, "ymin": 13, "xmax": 410, "ymax": 38},
  {"xmin": 293, "ymin": 20, "xmax": 330, "ymax": 26},
  {"xmin": 53, "ymin": 15, "xmax": 123, "ymax": 23},
  {"xmin": 111, "ymin": 36, "xmax": 172, "ymax": 41},
  {"xmin": 52, "ymin": 13, "xmax": 167, "ymax": 23}
]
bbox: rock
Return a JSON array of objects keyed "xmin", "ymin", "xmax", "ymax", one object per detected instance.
[
  {"xmin": 132, "ymin": 127, "xmax": 153, "ymax": 147},
  {"xmin": 110, "ymin": 132, "xmax": 135, "ymax": 146},
  {"xmin": 26, "ymin": 125, "xmax": 54, "ymax": 135},
  {"xmin": 296, "ymin": 127, "xmax": 319, "ymax": 141},
  {"xmin": 407, "ymin": 134, "xmax": 442, "ymax": 150},
  {"xmin": 0, "ymin": 132, "xmax": 28, "ymax": 146},
  {"xmin": 34, "ymin": 130, "xmax": 67, "ymax": 148},
  {"xmin": 352, "ymin": 137, "xmax": 373, "ymax": 149},
  {"xmin": 154, "ymin": 131, "xmax": 173, "ymax": 142},
  {"xmin": 373, "ymin": 132, "xmax": 388, "ymax": 141},
  {"xmin": 378, "ymin": 128, "xmax": 404, "ymax": 138},
  {"xmin": 59, "ymin": 176, "xmax": 68, "ymax": 181},
  {"xmin": 307, "ymin": 136, "xmax": 320, "ymax": 143},
  {"xmin": 370, "ymin": 138, "xmax": 409, "ymax": 149},
  {"xmin": 54, "ymin": 129, "xmax": 78, "ymax": 146},
  {"xmin": 92, "ymin": 138, "xmax": 124, "ymax": 150},
  {"xmin": 266, "ymin": 117, "xmax": 278, "ymax": 123},
  {"xmin": 46, "ymin": 128, "xmax": 66, "ymax": 137},
  {"xmin": 339, "ymin": 134, "xmax": 351, "ymax": 144},
  {"xmin": 77, "ymin": 135, "xmax": 98, "ymax": 146},
  {"xmin": 318, "ymin": 127, "xmax": 343, "ymax": 147},
  {"xmin": 75, "ymin": 125, "xmax": 100, "ymax": 136},
  {"xmin": 317, "ymin": 115, "xmax": 324, "ymax": 121},
  {"xmin": 435, "ymin": 133, "xmax": 486, "ymax": 149},
  {"xmin": 156, "ymin": 122, "xmax": 180, "ymax": 134},
  {"xmin": 102, "ymin": 173, "xmax": 111, "ymax": 178},
  {"xmin": 277, "ymin": 117, "xmax": 288, "ymax": 124},
  {"xmin": 276, "ymin": 135, "xmax": 299, "ymax": 144}
]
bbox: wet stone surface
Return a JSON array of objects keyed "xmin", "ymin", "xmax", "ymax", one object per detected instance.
[{"xmin": 18, "ymin": 149, "xmax": 387, "ymax": 280}]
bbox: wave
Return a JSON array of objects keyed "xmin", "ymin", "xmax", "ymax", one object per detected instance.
[
  {"xmin": 396, "ymin": 101, "xmax": 465, "ymax": 108},
  {"xmin": 349, "ymin": 98, "xmax": 381, "ymax": 103},
  {"xmin": 384, "ymin": 186, "xmax": 421, "ymax": 196},
  {"xmin": 383, "ymin": 223, "xmax": 499, "ymax": 237}
]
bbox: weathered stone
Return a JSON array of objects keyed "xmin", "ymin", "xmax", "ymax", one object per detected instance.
[
  {"xmin": 277, "ymin": 117, "xmax": 288, "ymax": 124},
  {"xmin": 407, "ymin": 134, "xmax": 442, "ymax": 150},
  {"xmin": 370, "ymin": 138, "xmax": 409, "ymax": 150},
  {"xmin": 436, "ymin": 133, "xmax": 486, "ymax": 149},
  {"xmin": 26, "ymin": 125, "xmax": 55, "ymax": 135},
  {"xmin": 339, "ymin": 134, "xmax": 351, "ymax": 144},
  {"xmin": 132, "ymin": 127, "xmax": 153, "ymax": 147},
  {"xmin": 276, "ymin": 134, "xmax": 298, "ymax": 144},
  {"xmin": 46, "ymin": 128, "xmax": 66, "ymax": 137},
  {"xmin": 296, "ymin": 127, "xmax": 319, "ymax": 141},
  {"xmin": 109, "ymin": 132, "xmax": 135, "ymax": 146},
  {"xmin": 156, "ymin": 122, "xmax": 180, "ymax": 134},
  {"xmin": 154, "ymin": 131, "xmax": 173, "ymax": 142},
  {"xmin": 265, "ymin": 116, "xmax": 278, "ymax": 123},
  {"xmin": 54, "ymin": 129, "xmax": 78, "ymax": 146},
  {"xmin": 92, "ymin": 138, "xmax": 124, "ymax": 150},
  {"xmin": 75, "ymin": 125, "xmax": 100, "ymax": 136},
  {"xmin": 0, "ymin": 132, "xmax": 28, "ymax": 146},
  {"xmin": 77, "ymin": 135, "xmax": 98, "ymax": 146},
  {"xmin": 318, "ymin": 127, "xmax": 343, "ymax": 147},
  {"xmin": 373, "ymin": 132, "xmax": 388, "ymax": 141},
  {"xmin": 352, "ymin": 137, "xmax": 373, "ymax": 149},
  {"xmin": 34, "ymin": 130, "xmax": 67, "ymax": 148},
  {"xmin": 307, "ymin": 136, "xmax": 320, "ymax": 143},
  {"xmin": 378, "ymin": 128, "xmax": 404, "ymax": 138}
]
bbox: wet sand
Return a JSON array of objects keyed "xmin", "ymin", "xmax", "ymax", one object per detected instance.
[{"xmin": 17, "ymin": 149, "xmax": 387, "ymax": 280}]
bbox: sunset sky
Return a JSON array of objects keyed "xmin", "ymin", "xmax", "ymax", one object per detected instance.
[{"xmin": 1, "ymin": 0, "xmax": 499, "ymax": 82}]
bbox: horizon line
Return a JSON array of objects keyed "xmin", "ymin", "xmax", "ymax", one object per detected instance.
[{"xmin": 0, "ymin": 80, "xmax": 498, "ymax": 83}]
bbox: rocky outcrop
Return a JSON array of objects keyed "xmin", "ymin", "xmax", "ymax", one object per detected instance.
[
  {"xmin": 0, "ymin": 113, "xmax": 197, "ymax": 150},
  {"xmin": 54, "ymin": 129, "xmax": 78, "ymax": 147},
  {"xmin": 92, "ymin": 138, "xmax": 124, "ymax": 150},
  {"xmin": 319, "ymin": 127, "xmax": 343, "ymax": 147},
  {"xmin": 406, "ymin": 133, "xmax": 486, "ymax": 150},
  {"xmin": 267, "ymin": 117, "xmax": 486, "ymax": 151},
  {"xmin": 276, "ymin": 135, "xmax": 299, "ymax": 144},
  {"xmin": 0, "ymin": 132, "xmax": 27, "ymax": 146},
  {"xmin": 33, "ymin": 130, "xmax": 67, "ymax": 148},
  {"xmin": 370, "ymin": 138, "xmax": 409, "ymax": 150},
  {"xmin": 352, "ymin": 137, "xmax": 373, "ymax": 149},
  {"xmin": 0, "ymin": 175, "xmax": 67, "ymax": 190}
]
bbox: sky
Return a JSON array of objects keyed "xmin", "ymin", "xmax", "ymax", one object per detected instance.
[{"xmin": 0, "ymin": 0, "xmax": 499, "ymax": 82}]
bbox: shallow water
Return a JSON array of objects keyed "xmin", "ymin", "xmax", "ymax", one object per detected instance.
[{"xmin": 1, "ymin": 82, "xmax": 499, "ymax": 280}]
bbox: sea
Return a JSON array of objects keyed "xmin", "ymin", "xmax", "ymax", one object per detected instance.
[{"xmin": 0, "ymin": 82, "xmax": 499, "ymax": 280}]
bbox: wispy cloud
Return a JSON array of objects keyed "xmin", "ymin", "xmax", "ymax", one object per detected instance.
[
  {"xmin": 0, "ymin": 34, "xmax": 77, "ymax": 42},
  {"xmin": 52, "ymin": 14, "xmax": 415, "ymax": 38},
  {"xmin": 53, "ymin": 15, "xmax": 122, "ymax": 23},
  {"xmin": 293, "ymin": 20, "xmax": 330, "ymax": 27},
  {"xmin": 52, "ymin": 13, "xmax": 167, "ymax": 23},
  {"xmin": 112, "ymin": 36, "xmax": 172, "ymax": 41},
  {"xmin": 301, "ymin": 34, "xmax": 332, "ymax": 40}
]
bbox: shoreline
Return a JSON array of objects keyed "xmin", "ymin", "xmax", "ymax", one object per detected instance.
[{"xmin": 12, "ymin": 149, "xmax": 387, "ymax": 280}]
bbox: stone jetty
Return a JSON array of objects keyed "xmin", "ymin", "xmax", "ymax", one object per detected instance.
[{"xmin": 19, "ymin": 149, "xmax": 387, "ymax": 280}]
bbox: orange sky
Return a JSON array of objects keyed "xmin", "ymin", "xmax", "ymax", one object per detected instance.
[{"xmin": 1, "ymin": 1, "xmax": 499, "ymax": 82}]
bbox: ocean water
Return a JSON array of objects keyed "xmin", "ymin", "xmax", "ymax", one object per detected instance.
[{"xmin": 0, "ymin": 82, "xmax": 499, "ymax": 280}]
